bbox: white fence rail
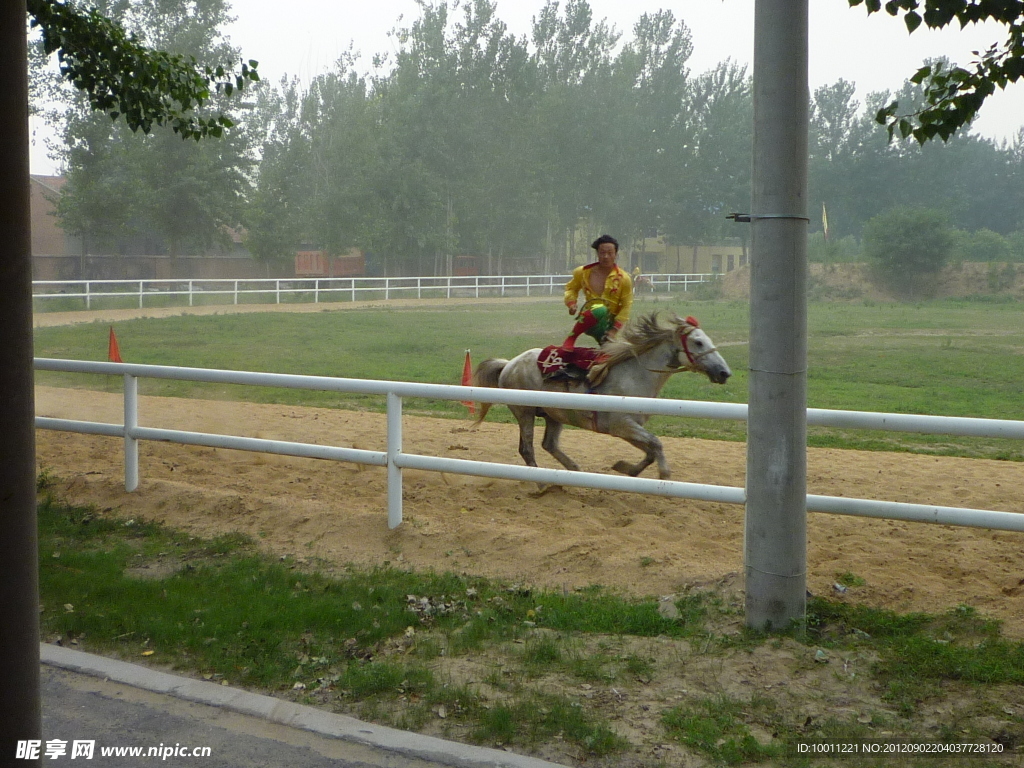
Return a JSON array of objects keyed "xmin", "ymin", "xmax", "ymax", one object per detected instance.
[
  {"xmin": 32, "ymin": 273, "xmax": 713, "ymax": 311},
  {"xmin": 33, "ymin": 359, "xmax": 1024, "ymax": 533}
]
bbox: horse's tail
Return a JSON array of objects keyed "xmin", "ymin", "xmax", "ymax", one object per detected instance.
[{"xmin": 471, "ymin": 358, "xmax": 507, "ymax": 425}]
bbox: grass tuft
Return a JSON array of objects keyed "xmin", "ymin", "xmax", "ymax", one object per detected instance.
[{"xmin": 662, "ymin": 694, "xmax": 783, "ymax": 765}]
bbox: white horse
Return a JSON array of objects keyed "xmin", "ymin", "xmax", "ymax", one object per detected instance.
[{"xmin": 472, "ymin": 312, "xmax": 731, "ymax": 480}]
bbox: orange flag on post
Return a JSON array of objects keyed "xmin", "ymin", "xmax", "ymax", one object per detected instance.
[
  {"xmin": 461, "ymin": 350, "xmax": 474, "ymax": 415},
  {"xmin": 108, "ymin": 326, "xmax": 123, "ymax": 363}
]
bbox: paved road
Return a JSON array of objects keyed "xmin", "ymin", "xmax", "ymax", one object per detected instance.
[
  {"xmin": 42, "ymin": 666, "xmax": 438, "ymax": 768},
  {"xmin": 40, "ymin": 645, "xmax": 567, "ymax": 768}
]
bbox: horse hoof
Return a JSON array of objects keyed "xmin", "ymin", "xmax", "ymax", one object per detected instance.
[
  {"xmin": 531, "ymin": 483, "xmax": 561, "ymax": 497},
  {"xmin": 611, "ymin": 461, "xmax": 633, "ymax": 475}
]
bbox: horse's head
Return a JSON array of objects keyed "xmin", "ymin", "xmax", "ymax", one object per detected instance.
[{"xmin": 671, "ymin": 315, "xmax": 732, "ymax": 384}]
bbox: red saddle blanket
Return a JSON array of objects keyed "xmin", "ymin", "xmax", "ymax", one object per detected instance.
[{"xmin": 537, "ymin": 346, "xmax": 607, "ymax": 379}]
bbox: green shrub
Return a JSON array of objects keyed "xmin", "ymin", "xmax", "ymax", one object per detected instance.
[{"xmin": 862, "ymin": 207, "xmax": 954, "ymax": 299}]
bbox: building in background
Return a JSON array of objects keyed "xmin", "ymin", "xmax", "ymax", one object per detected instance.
[
  {"xmin": 294, "ymin": 249, "xmax": 366, "ymax": 278},
  {"xmin": 29, "ymin": 175, "xmax": 288, "ymax": 280},
  {"xmin": 30, "ymin": 175, "xmax": 80, "ymax": 261},
  {"xmin": 637, "ymin": 235, "xmax": 747, "ymax": 275}
]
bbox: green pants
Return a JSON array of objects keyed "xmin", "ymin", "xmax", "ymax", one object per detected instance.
[{"xmin": 577, "ymin": 302, "xmax": 615, "ymax": 343}]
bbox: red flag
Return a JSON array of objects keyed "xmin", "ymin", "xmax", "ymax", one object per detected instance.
[
  {"xmin": 108, "ymin": 326, "xmax": 123, "ymax": 363},
  {"xmin": 461, "ymin": 350, "xmax": 474, "ymax": 415}
]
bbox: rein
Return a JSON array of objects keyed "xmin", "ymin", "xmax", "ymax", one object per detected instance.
[
  {"xmin": 645, "ymin": 322, "xmax": 718, "ymax": 375},
  {"xmin": 588, "ymin": 313, "xmax": 715, "ymax": 385}
]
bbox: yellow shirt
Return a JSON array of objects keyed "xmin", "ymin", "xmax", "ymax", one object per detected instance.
[{"xmin": 564, "ymin": 263, "xmax": 633, "ymax": 323}]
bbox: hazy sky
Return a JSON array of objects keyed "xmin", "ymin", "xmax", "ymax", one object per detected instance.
[{"xmin": 29, "ymin": 0, "xmax": 1024, "ymax": 174}]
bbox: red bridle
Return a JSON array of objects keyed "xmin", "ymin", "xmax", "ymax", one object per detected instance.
[{"xmin": 678, "ymin": 316, "xmax": 716, "ymax": 369}]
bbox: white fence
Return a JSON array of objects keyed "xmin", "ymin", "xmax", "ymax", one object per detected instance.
[
  {"xmin": 32, "ymin": 273, "xmax": 713, "ymax": 311},
  {"xmin": 34, "ymin": 359, "xmax": 1024, "ymax": 533}
]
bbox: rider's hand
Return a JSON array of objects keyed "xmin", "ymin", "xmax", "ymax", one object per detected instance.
[{"xmin": 568, "ymin": 303, "xmax": 577, "ymax": 315}]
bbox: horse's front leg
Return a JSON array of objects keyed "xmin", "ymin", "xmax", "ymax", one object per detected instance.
[
  {"xmin": 605, "ymin": 416, "xmax": 670, "ymax": 479},
  {"xmin": 510, "ymin": 406, "xmax": 539, "ymax": 467},
  {"xmin": 541, "ymin": 418, "xmax": 580, "ymax": 472}
]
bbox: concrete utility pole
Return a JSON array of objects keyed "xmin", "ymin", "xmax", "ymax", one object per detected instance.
[
  {"xmin": 0, "ymin": 1, "xmax": 43, "ymax": 765},
  {"xmin": 744, "ymin": 0, "xmax": 809, "ymax": 630}
]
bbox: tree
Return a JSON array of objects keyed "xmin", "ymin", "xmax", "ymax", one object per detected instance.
[
  {"xmin": 46, "ymin": 0, "xmax": 258, "ymax": 265},
  {"xmin": 3, "ymin": 1, "xmax": 256, "ymax": 758},
  {"xmin": 304, "ymin": 62, "xmax": 384, "ymax": 261},
  {"xmin": 530, "ymin": 0, "xmax": 620, "ymax": 267},
  {"xmin": 849, "ymin": 0, "xmax": 1024, "ymax": 142},
  {"xmin": 27, "ymin": 0, "xmax": 258, "ymax": 139},
  {"xmin": 245, "ymin": 77, "xmax": 313, "ymax": 265},
  {"xmin": 863, "ymin": 206, "xmax": 955, "ymax": 296},
  {"xmin": 663, "ymin": 60, "xmax": 752, "ymax": 249},
  {"xmin": 808, "ymin": 67, "xmax": 1024, "ymax": 240},
  {"xmin": 600, "ymin": 11, "xmax": 694, "ymax": 251},
  {"xmin": 808, "ymin": 79, "xmax": 891, "ymax": 241}
]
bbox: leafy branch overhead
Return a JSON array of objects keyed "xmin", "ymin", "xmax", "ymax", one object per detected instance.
[
  {"xmin": 26, "ymin": 0, "xmax": 259, "ymax": 140},
  {"xmin": 849, "ymin": 0, "xmax": 1024, "ymax": 143}
]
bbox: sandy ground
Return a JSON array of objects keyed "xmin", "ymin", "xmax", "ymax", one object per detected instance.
[{"xmin": 35, "ymin": 375, "xmax": 1024, "ymax": 637}]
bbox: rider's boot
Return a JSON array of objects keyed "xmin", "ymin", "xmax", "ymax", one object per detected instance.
[{"xmin": 560, "ymin": 309, "xmax": 599, "ymax": 350}]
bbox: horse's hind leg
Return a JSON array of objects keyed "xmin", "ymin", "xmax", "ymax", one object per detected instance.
[
  {"xmin": 606, "ymin": 417, "xmax": 670, "ymax": 480},
  {"xmin": 541, "ymin": 419, "xmax": 580, "ymax": 472}
]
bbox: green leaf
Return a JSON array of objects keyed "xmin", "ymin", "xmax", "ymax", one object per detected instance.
[
  {"xmin": 904, "ymin": 10, "xmax": 922, "ymax": 32},
  {"xmin": 29, "ymin": 0, "xmax": 253, "ymax": 142},
  {"xmin": 910, "ymin": 65, "xmax": 931, "ymax": 84}
]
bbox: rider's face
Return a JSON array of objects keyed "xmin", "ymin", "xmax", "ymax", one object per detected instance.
[{"xmin": 596, "ymin": 242, "xmax": 618, "ymax": 269}]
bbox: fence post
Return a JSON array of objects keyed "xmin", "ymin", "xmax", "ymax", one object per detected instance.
[
  {"xmin": 188, "ymin": 280, "xmax": 194, "ymax": 307},
  {"xmin": 387, "ymin": 391, "xmax": 403, "ymax": 529},
  {"xmin": 138, "ymin": 281, "xmax": 144, "ymax": 309},
  {"xmin": 124, "ymin": 373, "xmax": 139, "ymax": 492},
  {"xmin": 275, "ymin": 280, "xmax": 281, "ymax": 304},
  {"xmin": 233, "ymin": 281, "xmax": 239, "ymax": 305},
  {"xmin": 85, "ymin": 281, "xmax": 91, "ymax": 310}
]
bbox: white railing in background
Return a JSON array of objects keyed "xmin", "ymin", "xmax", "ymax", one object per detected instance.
[
  {"xmin": 31, "ymin": 273, "xmax": 713, "ymax": 311},
  {"xmin": 34, "ymin": 359, "xmax": 1024, "ymax": 533}
]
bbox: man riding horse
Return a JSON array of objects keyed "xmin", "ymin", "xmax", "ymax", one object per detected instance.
[{"xmin": 560, "ymin": 234, "xmax": 634, "ymax": 351}]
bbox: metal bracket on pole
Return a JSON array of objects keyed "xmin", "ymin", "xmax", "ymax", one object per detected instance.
[{"xmin": 727, "ymin": 213, "xmax": 810, "ymax": 223}]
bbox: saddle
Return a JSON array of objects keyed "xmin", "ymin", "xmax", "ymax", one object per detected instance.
[{"xmin": 537, "ymin": 346, "xmax": 607, "ymax": 384}]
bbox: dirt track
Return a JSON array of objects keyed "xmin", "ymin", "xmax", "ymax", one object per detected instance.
[{"xmin": 35, "ymin": 373, "xmax": 1024, "ymax": 637}]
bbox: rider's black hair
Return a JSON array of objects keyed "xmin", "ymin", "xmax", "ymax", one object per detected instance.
[{"xmin": 590, "ymin": 234, "xmax": 619, "ymax": 252}]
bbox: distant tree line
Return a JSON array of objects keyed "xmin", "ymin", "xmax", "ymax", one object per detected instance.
[{"xmin": 31, "ymin": 0, "xmax": 1024, "ymax": 276}]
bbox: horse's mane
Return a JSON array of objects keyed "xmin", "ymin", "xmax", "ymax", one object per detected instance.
[{"xmin": 588, "ymin": 312, "xmax": 690, "ymax": 385}]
